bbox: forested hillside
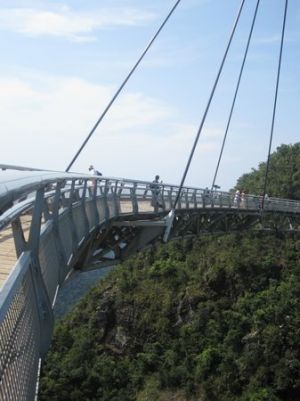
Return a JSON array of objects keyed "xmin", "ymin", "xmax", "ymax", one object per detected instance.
[
  {"xmin": 39, "ymin": 233, "xmax": 300, "ymax": 401},
  {"xmin": 235, "ymin": 143, "xmax": 300, "ymax": 199},
  {"xmin": 39, "ymin": 143, "xmax": 300, "ymax": 401}
]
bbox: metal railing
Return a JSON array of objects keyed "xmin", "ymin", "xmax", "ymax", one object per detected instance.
[{"xmin": 1, "ymin": 172, "xmax": 300, "ymax": 401}]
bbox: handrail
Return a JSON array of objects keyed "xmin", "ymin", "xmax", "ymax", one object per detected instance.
[
  {"xmin": 0, "ymin": 172, "xmax": 198, "ymax": 214},
  {"xmin": 1, "ymin": 171, "xmax": 300, "ymax": 216}
]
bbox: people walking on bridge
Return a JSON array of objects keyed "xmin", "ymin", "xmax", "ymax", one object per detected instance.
[
  {"xmin": 150, "ymin": 175, "xmax": 163, "ymax": 209},
  {"xmin": 234, "ymin": 189, "xmax": 241, "ymax": 208},
  {"xmin": 89, "ymin": 165, "xmax": 102, "ymax": 176},
  {"xmin": 203, "ymin": 187, "xmax": 211, "ymax": 207},
  {"xmin": 241, "ymin": 190, "xmax": 246, "ymax": 207},
  {"xmin": 88, "ymin": 165, "xmax": 102, "ymax": 188}
]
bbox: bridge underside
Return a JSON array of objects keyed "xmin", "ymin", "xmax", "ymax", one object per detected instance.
[{"xmin": 78, "ymin": 208, "xmax": 300, "ymax": 269}]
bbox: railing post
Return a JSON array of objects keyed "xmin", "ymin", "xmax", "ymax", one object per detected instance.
[
  {"xmin": 161, "ymin": 185, "xmax": 166, "ymax": 210},
  {"xmin": 11, "ymin": 218, "xmax": 27, "ymax": 257},
  {"xmin": 52, "ymin": 182, "xmax": 68, "ymax": 285},
  {"xmin": 219, "ymin": 192, "xmax": 223, "ymax": 208},
  {"xmin": 91, "ymin": 179, "xmax": 100, "ymax": 225},
  {"xmin": 103, "ymin": 179, "xmax": 110, "ymax": 221},
  {"xmin": 185, "ymin": 189, "xmax": 189, "ymax": 209},
  {"xmin": 131, "ymin": 183, "xmax": 138, "ymax": 214},
  {"xmin": 113, "ymin": 181, "xmax": 120, "ymax": 217},
  {"xmin": 43, "ymin": 198, "xmax": 51, "ymax": 222},
  {"xmin": 202, "ymin": 191, "xmax": 206, "ymax": 208},
  {"xmin": 178, "ymin": 191, "xmax": 182, "ymax": 209},
  {"xmin": 153, "ymin": 189, "xmax": 159, "ymax": 213},
  {"xmin": 116, "ymin": 181, "xmax": 125, "ymax": 215},
  {"xmin": 168, "ymin": 187, "xmax": 173, "ymax": 209},
  {"xmin": 28, "ymin": 187, "xmax": 54, "ymax": 357},
  {"xmin": 193, "ymin": 189, "xmax": 197, "ymax": 209},
  {"xmin": 80, "ymin": 180, "xmax": 90, "ymax": 235},
  {"xmin": 245, "ymin": 195, "xmax": 249, "ymax": 209},
  {"xmin": 73, "ymin": 186, "xmax": 81, "ymax": 202},
  {"xmin": 68, "ymin": 181, "xmax": 79, "ymax": 254}
]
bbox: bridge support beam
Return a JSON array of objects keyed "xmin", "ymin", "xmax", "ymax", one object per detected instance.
[{"xmin": 121, "ymin": 225, "xmax": 164, "ymax": 259}]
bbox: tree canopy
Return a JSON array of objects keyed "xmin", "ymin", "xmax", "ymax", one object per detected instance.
[
  {"xmin": 235, "ymin": 143, "xmax": 300, "ymax": 199},
  {"xmin": 39, "ymin": 233, "xmax": 300, "ymax": 401}
]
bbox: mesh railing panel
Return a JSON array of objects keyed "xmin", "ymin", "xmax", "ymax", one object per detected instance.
[
  {"xmin": 107, "ymin": 195, "xmax": 117, "ymax": 218},
  {"xmin": 58, "ymin": 213, "xmax": 73, "ymax": 262},
  {"xmin": 0, "ymin": 255, "xmax": 40, "ymax": 401},
  {"xmin": 96, "ymin": 197, "xmax": 107, "ymax": 222},
  {"xmin": 72, "ymin": 205, "xmax": 87, "ymax": 243},
  {"xmin": 84, "ymin": 200, "xmax": 97, "ymax": 230}
]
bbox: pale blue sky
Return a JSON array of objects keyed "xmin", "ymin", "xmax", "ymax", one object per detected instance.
[{"xmin": 0, "ymin": 0, "xmax": 299, "ymax": 189}]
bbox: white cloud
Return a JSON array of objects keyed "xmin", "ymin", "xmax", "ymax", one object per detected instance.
[
  {"xmin": 254, "ymin": 35, "xmax": 281, "ymax": 45},
  {"xmin": 0, "ymin": 75, "xmax": 171, "ymax": 140},
  {"xmin": 0, "ymin": 6, "xmax": 156, "ymax": 42},
  {"xmin": 0, "ymin": 73, "xmax": 223, "ymax": 186}
]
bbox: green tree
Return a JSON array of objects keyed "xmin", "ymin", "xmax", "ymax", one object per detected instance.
[{"xmin": 235, "ymin": 142, "xmax": 300, "ymax": 199}]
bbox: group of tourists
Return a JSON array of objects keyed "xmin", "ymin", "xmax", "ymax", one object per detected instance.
[
  {"xmin": 87, "ymin": 167, "xmax": 271, "ymax": 212},
  {"xmin": 88, "ymin": 166, "xmax": 163, "ymax": 209},
  {"xmin": 234, "ymin": 190, "xmax": 271, "ymax": 209}
]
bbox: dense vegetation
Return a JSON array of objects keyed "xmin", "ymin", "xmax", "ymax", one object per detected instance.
[
  {"xmin": 39, "ymin": 233, "xmax": 300, "ymax": 401},
  {"xmin": 235, "ymin": 142, "xmax": 300, "ymax": 199},
  {"xmin": 39, "ymin": 143, "xmax": 300, "ymax": 400}
]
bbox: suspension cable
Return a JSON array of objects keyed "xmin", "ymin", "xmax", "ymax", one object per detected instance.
[
  {"xmin": 66, "ymin": 0, "xmax": 182, "ymax": 172},
  {"xmin": 172, "ymin": 0, "xmax": 245, "ymax": 210},
  {"xmin": 262, "ymin": 0, "xmax": 288, "ymax": 209},
  {"xmin": 211, "ymin": 0, "xmax": 260, "ymax": 191}
]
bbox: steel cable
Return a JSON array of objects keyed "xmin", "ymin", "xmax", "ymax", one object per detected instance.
[
  {"xmin": 172, "ymin": 0, "xmax": 246, "ymax": 210},
  {"xmin": 66, "ymin": 0, "xmax": 182, "ymax": 172},
  {"xmin": 211, "ymin": 0, "xmax": 260, "ymax": 191},
  {"xmin": 262, "ymin": 0, "xmax": 288, "ymax": 209}
]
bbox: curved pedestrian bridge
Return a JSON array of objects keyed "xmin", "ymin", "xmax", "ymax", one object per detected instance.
[{"xmin": 1, "ymin": 170, "xmax": 300, "ymax": 401}]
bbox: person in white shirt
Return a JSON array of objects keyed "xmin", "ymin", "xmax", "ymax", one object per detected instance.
[{"xmin": 88, "ymin": 165, "xmax": 102, "ymax": 188}]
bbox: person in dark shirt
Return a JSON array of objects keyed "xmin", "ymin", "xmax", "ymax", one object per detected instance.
[{"xmin": 150, "ymin": 175, "xmax": 162, "ymax": 209}]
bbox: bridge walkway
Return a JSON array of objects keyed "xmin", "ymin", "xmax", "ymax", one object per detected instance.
[{"xmin": 0, "ymin": 216, "xmax": 31, "ymax": 288}]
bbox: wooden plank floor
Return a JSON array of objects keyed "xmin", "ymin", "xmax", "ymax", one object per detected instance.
[
  {"xmin": 0, "ymin": 225, "xmax": 17, "ymax": 289},
  {"xmin": 0, "ymin": 216, "xmax": 31, "ymax": 290}
]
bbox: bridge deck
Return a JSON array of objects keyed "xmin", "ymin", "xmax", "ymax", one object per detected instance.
[{"xmin": 0, "ymin": 194, "xmax": 298, "ymax": 291}]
